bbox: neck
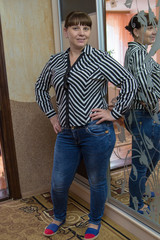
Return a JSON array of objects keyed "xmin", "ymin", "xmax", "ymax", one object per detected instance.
[
  {"xmin": 69, "ymin": 46, "xmax": 84, "ymax": 57},
  {"xmin": 69, "ymin": 50, "xmax": 81, "ymax": 58},
  {"xmin": 69, "ymin": 48, "xmax": 81, "ymax": 66},
  {"xmin": 134, "ymin": 39, "xmax": 146, "ymax": 45}
]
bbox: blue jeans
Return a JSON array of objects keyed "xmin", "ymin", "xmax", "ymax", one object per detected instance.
[
  {"xmin": 51, "ymin": 120, "xmax": 116, "ymax": 224},
  {"xmin": 125, "ymin": 110, "xmax": 160, "ymax": 210}
]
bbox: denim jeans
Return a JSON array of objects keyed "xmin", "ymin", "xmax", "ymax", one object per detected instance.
[
  {"xmin": 125, "ymin": 110, "xmax": 160, "ymax": 210},
  {"xmin": 50, "ymin": 120, "xmax": 116, "ymax": 224}
]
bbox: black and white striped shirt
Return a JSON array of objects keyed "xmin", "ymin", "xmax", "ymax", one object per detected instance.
[
  {"xmin": 35, "ymin": 45, "xmax": 137, "ymax": 127},
  {"xmin": 124, "ymin": 42, "xmax": 160, "ymax": 113}
]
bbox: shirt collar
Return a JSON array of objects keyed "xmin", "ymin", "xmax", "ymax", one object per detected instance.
[{"xmin": 128, "ymin": 41, "xmax": 147, "ymax": 50}]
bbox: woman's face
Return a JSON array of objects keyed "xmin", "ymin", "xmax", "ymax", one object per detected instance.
[
  {"xmin": 64, "ymin": 24, "xmax": 91, "ymax": 50},
  {"xmin": 134, "ymin": 25, "xmax": 157, "ymax": 45}
]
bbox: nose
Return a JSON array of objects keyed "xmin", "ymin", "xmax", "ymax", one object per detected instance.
[
  {"xmin": 153, "ymin": 26, "xmax": 158, "ymax": 34},
  {"xmin": 79, "ymin": 27, "xmax": 85, "ymax": 35}
]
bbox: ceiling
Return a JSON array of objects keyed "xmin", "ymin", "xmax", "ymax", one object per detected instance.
[{"xmin": 106, "ymin": 0, "xmax": 157, "ymax": 12}]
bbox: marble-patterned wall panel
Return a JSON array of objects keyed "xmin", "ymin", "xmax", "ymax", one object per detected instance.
[
  {"xmin": 10, "ymin": 99, "xmax": 57, "ymax": 196},
  {"xmin": 0, "ymin": 0, "xmax": 55, "ymax": 102}
]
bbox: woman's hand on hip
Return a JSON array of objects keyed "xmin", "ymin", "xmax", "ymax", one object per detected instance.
[
  {"xmin": 49, "ymin": 115, "xmax": 61, "ymax": 134},
  {"xmin": 90, "ymin": 108, "xmax": 116, "ymax": 124}
]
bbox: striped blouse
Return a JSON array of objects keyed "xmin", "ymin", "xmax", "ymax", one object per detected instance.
[
  {"xmin": 35, "ymin": 44, "xmax": 137, "ymax": 127},
  {"xmin": 124, "ymin": 42, "xmax": 160, "ymax": 113}
]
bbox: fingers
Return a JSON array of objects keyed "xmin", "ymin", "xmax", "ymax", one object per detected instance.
[
  {"xmin": 54, "ymin": 123, "xmax": 61, "ymax": 134},
  {"xmin": 49, "ymin": 115, "xmax": 62, "ymax": 134},
  {"xmin": 90, "ymin": 109, "xmax": 106, "ymax": 123},
  {"xmin": 91, "ymin": 108, "xmax": 102, "ymax": 113},
  {"xmin": 96, "ymin": 118, "xmax": 105, "ymax": 124},
  {"xmin": 90, "ymin": 108, "xmax": 116, "ymax": 123},
  {"xmin": 90, "ymin": 108, "xmax": 103, "ymax": 119}
]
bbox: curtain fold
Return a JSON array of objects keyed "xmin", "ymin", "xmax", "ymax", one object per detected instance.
[{"xmin": 106, "ymin": 12, "xmax": 133, "ymax": 65}]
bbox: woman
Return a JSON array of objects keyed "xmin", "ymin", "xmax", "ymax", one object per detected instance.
[
  {"xmin": 35, "ymin": 11, "xmax": 137, "ymax": 239},
  {"xmin": 124, "ymin": 12, "xmax": 160, "ymax": 214}
]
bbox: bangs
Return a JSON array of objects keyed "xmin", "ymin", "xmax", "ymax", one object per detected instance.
[
  {"xmin": 145, "ymin": 14, "xmax": 158, "ymax": 26},
  {"xmin": 64, "ymin": 12, "xmax": 92, "ymax": 28},
  {"xmin": 67, "ymin": 16, "xmax": 92, "ymax": 27}
]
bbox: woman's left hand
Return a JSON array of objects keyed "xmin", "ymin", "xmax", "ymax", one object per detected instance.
[{"xmin": 90, "ymin": 108, "xmax": 116, "ymax": 124}]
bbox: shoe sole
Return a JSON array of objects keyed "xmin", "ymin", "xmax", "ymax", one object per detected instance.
[
  {"xmin": 84, "ymin": 233, "xmax": 99, "ymax": 240},
  {"xmin": 43, "ymin": 231, "xmax": 57, "ymax": 237}
]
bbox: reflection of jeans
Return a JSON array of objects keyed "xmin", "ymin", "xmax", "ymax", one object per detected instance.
[
  {"xmin": 125, "ymin": 110, "xmax": 160, "ymax": 210},
  {"xmin": 51, "ymin": 120, "xmax": 116, "ymax": 224}
]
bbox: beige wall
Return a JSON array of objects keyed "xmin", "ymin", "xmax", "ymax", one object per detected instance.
[{"xmin": 0, "ymin": 0, "xmax": 56, "ymax": 196}]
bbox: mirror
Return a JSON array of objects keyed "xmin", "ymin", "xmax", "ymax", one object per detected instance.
[{"xmin": 106, "ymin": 0, "xmax": 160, "ymax": 230}]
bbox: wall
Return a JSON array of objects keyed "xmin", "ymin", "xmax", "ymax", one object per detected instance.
[{"xmin": 0, "ymin": 0, "xmax": 56, "ymax": 196}]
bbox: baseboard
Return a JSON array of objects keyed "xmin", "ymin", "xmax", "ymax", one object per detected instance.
[{"xmin": 70, "ymin": 180, "xmax": 160, "ymax": 240}]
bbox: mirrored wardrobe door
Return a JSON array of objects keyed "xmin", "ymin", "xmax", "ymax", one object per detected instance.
[{"xmin": 106, "ymin": 0, "xmax": 160, "ymax": 233}]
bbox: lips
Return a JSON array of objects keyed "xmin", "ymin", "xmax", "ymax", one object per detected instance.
[{"xmin": 77, "ymin": 39, "xmax": 86, "ymax": 44}]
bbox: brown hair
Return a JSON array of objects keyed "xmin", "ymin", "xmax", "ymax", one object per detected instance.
[
  {"xmin": 64, "ymin": 11, "xmax": 92, "ymax": 28},
  {"xmin": 125, "ymin": 12, "xmax": 158, "ymax": 37}
]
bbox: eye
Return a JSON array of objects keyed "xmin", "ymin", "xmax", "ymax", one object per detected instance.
[
  {"xmin": 83, "ymin": 26, "xmax": 90, "ymax": 31},
  {"xmin": 72, "ymin": 26, "xmax": 79, "ymax": 30},
  {"xmin": 147, "ymin": 26, "xmax": 154, "ymax": 30}
]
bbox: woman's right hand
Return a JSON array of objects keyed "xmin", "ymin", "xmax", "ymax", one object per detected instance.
[{"xmin": 49, "ymin": 115, "xmax": 61, "ymax": 134}]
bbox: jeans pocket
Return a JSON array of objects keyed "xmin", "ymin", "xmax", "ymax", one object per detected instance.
[{"xmin": 86, "ymin": 121, "xmax": 111, "ymax": 136}]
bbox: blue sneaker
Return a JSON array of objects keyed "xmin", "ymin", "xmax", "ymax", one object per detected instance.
[
  {"xmin": 43, "ymin": 220, "xmax": 65, "ymax": 236},
  {"xmin": 143, "ymin": 192, "xmax": 155, "ymax": 198},
  {"xmin": 84, "ymin": 223, "xmax": 101, "ymax": 240},
  {"xmin": 138, "ymin": 206, "xmax": 150, "ymax": 215}
]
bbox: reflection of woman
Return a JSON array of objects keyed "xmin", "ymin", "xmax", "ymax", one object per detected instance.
[
  {"xmin": 35, "ymin": 11, "xmax": 137, "ymax": 239},
  {"xmin": 124, "ymin": 12, "xmax": 160, "ymax": 214}
]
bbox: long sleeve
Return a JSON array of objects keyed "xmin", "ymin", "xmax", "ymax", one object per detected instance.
[
  {"xmin": 99, "ymin": 52, "xmax": 138, "ymax": 119},
  {"xmin": 35, "ymin": 56, "xmax": 57, "ymax": 118},
  {"xmin": 124, "ymin": 42, "xmax": 160, "ymax": 112},
  {"xmin": 151, "ymin": 60, "xmax": 160, "ymax": 99}
]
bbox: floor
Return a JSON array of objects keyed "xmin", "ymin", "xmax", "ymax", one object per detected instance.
[
  {"xmin": 110, "ymin": 144, "xmax": 132, "ymax": 170},
  {"xmin": 110, "ymin": 120, "xmax": 132, "ymax": 170},
  {"xmin": 0, "ymin": 191, "xmax": 139, "ymax": 240}
]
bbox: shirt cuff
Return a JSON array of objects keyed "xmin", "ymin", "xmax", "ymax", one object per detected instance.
[
  {"xmin": 111, "ymin": 109, "xmax": 122, "ymax": 120},
  {"xmin": 46, "ymin": 110, "xmax": 57, "ymax": 118}
]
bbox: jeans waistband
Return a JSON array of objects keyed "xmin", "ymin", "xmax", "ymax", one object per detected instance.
[
  {"xmin": 62, "ymin": 120, "xmax": 113, "ymax": 130},
  {"xmin": 62, "ymin": 123, "xmax": 89, "ymax": 130},
  {"xmin": 62, "ymin": 120, "xmax": 99, "ymax": 130},
  {"xmin": 70, "ymin": 125, "xmax": 87, "ymax": 130}
]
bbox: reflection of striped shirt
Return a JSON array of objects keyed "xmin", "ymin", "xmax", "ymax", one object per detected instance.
[
  {"xmin": 124, "ymin": 42, "xmax": 160, "ymax": 113},
  {"xmin": 35, "ymin": 44, "xmax": 137, "ymax": 127}
]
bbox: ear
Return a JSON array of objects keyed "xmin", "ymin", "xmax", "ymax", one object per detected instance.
[
  {"xmin": 64, "ymin": 27, "xmax": 68, "ymax": 38},
  {"xmin": 133, "ymin": 28, "xmax": 139, "ymax": 38}
]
